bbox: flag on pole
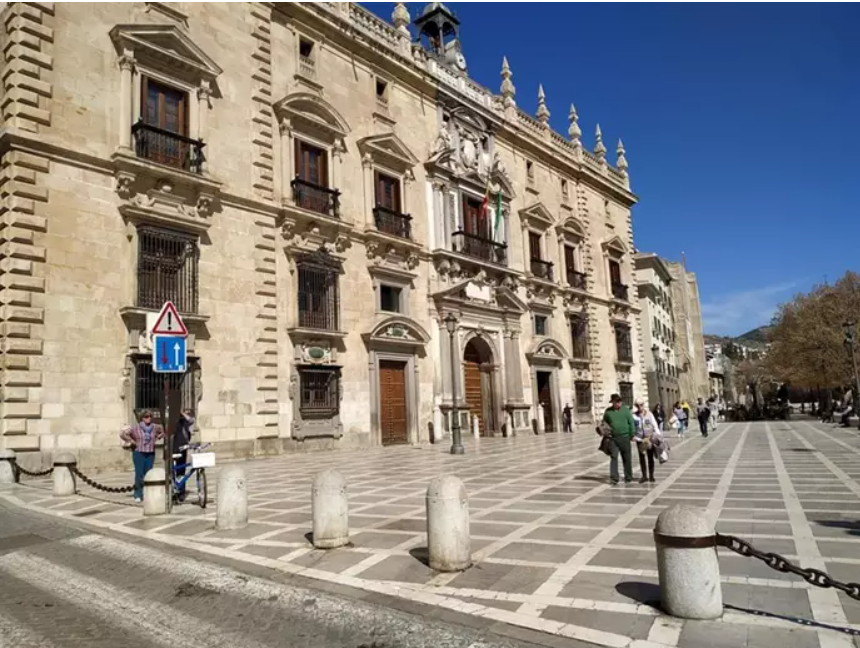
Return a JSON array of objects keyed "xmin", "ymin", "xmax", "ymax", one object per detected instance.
[{"xmin": 494, "ymin": 190, "xmax": 503, "ymax": 242}]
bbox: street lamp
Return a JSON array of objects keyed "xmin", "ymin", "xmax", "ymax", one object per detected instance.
[
  {"xmin": 444, "ymin": 312, "xmax": 465, "ymax": 455},
  {"xmin": 843, "ymin": 321, "xmax": 860, "ymax": 428}
]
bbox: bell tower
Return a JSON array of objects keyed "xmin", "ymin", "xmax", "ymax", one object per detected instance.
[{"xmin": 414, "ymin": 2, "xmax": 467, "ymax": 72}]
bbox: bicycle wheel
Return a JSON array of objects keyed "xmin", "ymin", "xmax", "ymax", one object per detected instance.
[{"xmin": 196, "ymin": 469, "xmax": 208, "ymax": 509}]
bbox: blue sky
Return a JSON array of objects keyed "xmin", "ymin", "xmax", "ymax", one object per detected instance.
[{"xmin": 363, "ymin": 3, "xmax": 860, "ymax": 336}]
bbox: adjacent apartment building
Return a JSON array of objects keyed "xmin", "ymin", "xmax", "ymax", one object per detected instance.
[
  {"xmin": 665, "ymin": 261, "xmax": 709, "ymax": 401},
  {"xmin": 0, "ymin": 2, "xmax": 643, "ymax": 468},
  {"xmin": 634, "ymin": 253, "xmax": 679, "ymax": 412}
]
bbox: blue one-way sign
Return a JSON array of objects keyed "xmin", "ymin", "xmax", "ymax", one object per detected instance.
[{"xmin": 153, "ymin": 335, "xmax": 187, "ymax": 373}]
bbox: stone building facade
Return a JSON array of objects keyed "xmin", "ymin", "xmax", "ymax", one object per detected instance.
[
  {"xmin": 665, "ymin": 261, "xmax": 709, "ymax": 402},
  {"xmin": 0, "ymin": 2, "xmax": 642, "ymax": 469},
  {"xmin": 634, "ymin": 253, "xmax": 679, "ymax": 412}
]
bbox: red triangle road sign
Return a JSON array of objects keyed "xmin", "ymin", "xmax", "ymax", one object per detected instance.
[{"xmin": 151, "ymin": 301, "xmax": 188, "ymax": 336}]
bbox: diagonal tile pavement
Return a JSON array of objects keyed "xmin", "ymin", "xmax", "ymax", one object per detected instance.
[{"xmin": 6, "ymin": 420, "xmax": 860, "ymax": 647}]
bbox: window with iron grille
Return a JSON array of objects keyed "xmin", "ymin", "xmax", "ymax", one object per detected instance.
[
  {"xmin": 619, "ymin": 382, "xmax": 634, "ymax": 408},
  {"xmin": 614, "ymin": 324, "xmax": 633, "ymax": 363},
  {"xmin": 297, "ymin": 250, "xmax": 341, "ymax": 331},
  {"xmin": 575, "ymin": 381, "xmax": 592, "ymax": 414},
  {"xmin": 533, "ymin": 314, "xmax": 547, "ymax": 337},
  {"xmin": 137, "ymin": 226, "xmax": 199, "ymax": 314},
  {"xmin": 133, "ymin": 357, "xmax": 197, "ymax": 424},
  {"xmin": 299, "ymin": 367, "xmax": 340, "ymax": 418},
  {"xmin": 570, "ymin": 315, "xmax": 589, "ymax": 359}
]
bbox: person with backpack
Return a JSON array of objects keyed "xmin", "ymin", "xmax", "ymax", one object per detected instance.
[{"xmin": 696, "ymin": 397, "xmax": 711, "ymax": 437}]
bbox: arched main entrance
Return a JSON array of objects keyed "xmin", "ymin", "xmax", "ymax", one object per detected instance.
[{"xmin": 463, "ymin": 337, "xmax": 496, "ymax": 436}]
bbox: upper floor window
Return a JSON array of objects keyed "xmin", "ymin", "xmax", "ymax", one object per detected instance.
[
  {"xmin": 534, "ymin": 314, "xmax": 548, "ymax": 337},
  {"xmin": 137, "ymin": 226, "xmax": 199, "ymax": 314},
  {"xmin": 526, "ymin": 160, "xmax": 535, "ymax": 183},
  {"xmin": 375, "ymin": 78, "xmax": 389, "ymax": 106},
  {"xmin": 134, "ymin": 78, "xmax": 205, "ymax": 173},
  {"xmin": 614, "ymin": 324, "xmax": 633, "ymax": 364},
  {"xmin": 296, "ymin": 252, "xmax": 340, "ymax": 331},
  {"xmin": 561, "ymin": 178, "xmax": 569, "ymax": 199},
  {"xmin": 293, "ymin": 140, "xmax": 340, "ymax": 217},
  {"xmin": 570, "ymin": 315, "xmax": 589, "ymax": 360},
  {"xmin": 528, "ymin": 231, "xmax": 553, "ymax": 281},
  {"xmin": 373, "ymin": 171, "xmax": 410, "ymax": 238},
  {"xmin": 380, "ymin": 284, "xmax": 402, "ymax": 313},
  {"xmin": 609, "ymin": 259, "xmax": 628, "ymax": 301},
  {"xmin": 298, "ymin": 37, "xmax": 316, "ymax": 78}
]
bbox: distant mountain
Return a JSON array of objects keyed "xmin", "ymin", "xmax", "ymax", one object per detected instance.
[{"xmin": 736, "ymin": 326, "xmax": 772, "ymax": 345}]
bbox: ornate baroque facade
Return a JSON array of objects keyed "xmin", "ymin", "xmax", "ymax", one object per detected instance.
[{"xmin": 0, "ymin": 2, "xmax": 643, "ymax": 468}]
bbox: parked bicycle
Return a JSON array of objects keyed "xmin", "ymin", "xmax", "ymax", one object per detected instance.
[{"xmin": 169, "ymin": 442, "xmax": 214, "ymax": 508}]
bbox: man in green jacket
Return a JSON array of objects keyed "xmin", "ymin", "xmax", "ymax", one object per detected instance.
[{"xmin": 603, "ymin": 393, "xmax": 635, "ymax": 484}]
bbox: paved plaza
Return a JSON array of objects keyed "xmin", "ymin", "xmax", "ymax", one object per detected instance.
[{"xmin": 4, "ymin": 419, "xmax": 860, "ymax": 648}]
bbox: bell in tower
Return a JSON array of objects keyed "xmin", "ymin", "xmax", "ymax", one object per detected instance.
[{"xmin": 414, "ymin": 2, "xmax": 467, "ymax": 72}]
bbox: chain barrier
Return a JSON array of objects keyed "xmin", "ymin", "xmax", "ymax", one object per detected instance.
[
  {"xmin": 15, "ymin": 464, "xmax": 54, "ymax": 478},
  {"xmin": 70, "ymin": 465, "xmax": 135, "ymax": 494},
  {"xmin": 716, "ymin": 533, "xmax": 860, "ymax": 600}
]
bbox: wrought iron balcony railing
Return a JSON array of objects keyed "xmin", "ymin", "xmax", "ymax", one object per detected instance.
[
  {"xmin": 292, "ymin": 178, "xmax": 340, "ymax": 218},
  {"xmin": 567, "ymin": 270, "xmax": 588, "ymax": 291},
  {"xmin": 451, "ymin": 230, "xmax": 507, "ymax": 265},
  {"xmin": 132, "ymin": 121, "xmax": 206, "ymax": 174},
  {"xmin": 530, "ymin": 258, "xmax": 554, "ymax": 281},
  {"xmin": 612, "ymin": 282, "xmax": 629, "ymax": 301},
  {"xmin": 373, "ymin": 206, "xmax": 412, "ymax": 239}
]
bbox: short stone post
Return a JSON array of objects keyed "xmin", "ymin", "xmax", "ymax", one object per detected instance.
[
  {"xmin": 312, "ymin": 469, "xmax": 348, "ymax": 549},
  {"xmin": 52, "ymin": 452, "xmax": 77, "ymax": 496},
  {"xmin": 142, "ymin": 466, "xmax": 167, "ymax": 516},
  {"xmin": 471, "ymin": 414, "xmax": 480, "ymax": 438},
  {"xmin": 537, "ymin": 407, "xmax": 546, "ymax": 434},
  {"xmin": 0, "ymin": 449, "xmax": 17, "ymax": 484},
  {"xmin": 654, "ymin": 505, "xmax": 723, "ymax": 619},
  {"xmin": 217, "ymin": 465, "xmax": 248, "ymax": 530},
  {"xmin": 426, "ymin": 475, "xmax": 470, "ymax": 572}
]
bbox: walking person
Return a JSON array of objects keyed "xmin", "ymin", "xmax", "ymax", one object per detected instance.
[
  {"xmin": 673, "ymin": 401, "xmax": 687, "ymax": 438},
  {"xmin": 173, "ymin": 409, "xmax": 196, "ymax": 502},
  {"xmin": 562, "ymin": 403, "xmax": 572, "ymax": 433},
  {"xmin": 708, "ymin": 396, "xmax": 719, "ymax": 431},
  {"xmin": 653, "ymin": 403, "xmax": 666, "ymax": 432},
  {"xmin": 603, "ymin": 393, "xmax": 635, "ymax": 485},
  {"xmin": 696, "ymin": 397, "xmax": 710, "ymax": 437},
  {"xmin": 120, "ymin": 411, "xmax": 164, "ymax": 503},
  {"xmin": 634, "ymin": 400, "xmax": 662, "ymax": 483}
]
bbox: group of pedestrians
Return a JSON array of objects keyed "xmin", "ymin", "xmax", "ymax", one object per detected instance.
[{"xmin": 598, "ymin": 394, "xmax": 667, "ymax": 485}]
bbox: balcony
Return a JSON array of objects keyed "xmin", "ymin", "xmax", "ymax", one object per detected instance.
[
  {"xmin": 132, "ymin": 121, "xmax": 205, "ymax": 174},
  {"xmin": 530, "ymin": 258, "xmax": 554, "ymax": 281},
  {"xmin": 451, "ymin": 230, "xmax": 507, "ymax": 265},
  {"xmin": 299, "ymin": 54, "xmax": 316, "ymax": 79},
  {"xmin": 612, "ymin": 282, "xmax": 629, "ymax": 301},
  {"xmin": 567, "ymin": 270, "xmax": 588, "ymax": 291},
  {"xmin": 292, "ymin": 178, "xmax": 340, "ymax": 218},
  {"xmin": 373, "ymin": 206, "xmax": 412, "ymax": 239}
]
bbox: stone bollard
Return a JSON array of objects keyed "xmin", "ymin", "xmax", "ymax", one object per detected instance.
[
  {"xmin": 0, "ymin": 449, "xmax": 17, "ymax": 484},
  {"xmin": 142, "ymin": 466, "xmax": 167, "ymax": 516},
  {"xmin": 312, "ymin": 469, "xmax": 348, "ymax": 549},
  {"xmin": 426, "ymin": 475, "xmax": 470, "ymax": 572},
  {"xmin": 52, "ymin": 452, "xmax": 77, "ymax": 496},
  {"xmin": 472, "ymin": 414, "xmax": 480, "ymax": 438},
  {"xmin": 537, "ymin": 407, "xmax": 546, "ymax": 434},
  {"xmin": 654, "ymin": 504, "xmax": 723, "ymax": 619},
  {"xmin": 217, "ymin": 465, "xmax": 248, "ymax": 530}
]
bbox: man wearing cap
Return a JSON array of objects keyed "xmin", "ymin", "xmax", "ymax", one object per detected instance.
[{"xmin": 603, "ymin": 393, "xmax": 635, "ymax": 484}]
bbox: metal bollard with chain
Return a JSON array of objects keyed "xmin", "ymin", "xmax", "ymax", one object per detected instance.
[{"xmin": 70, "ymin": 466, "xmax": 134, "ymax": 494}]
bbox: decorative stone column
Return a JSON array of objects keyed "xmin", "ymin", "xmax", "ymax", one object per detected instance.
[
  {"xmin": 504, "ymin": 330, "xmax": 525, "ymax": 403},
  {"xmin": 332, "ymin": 138, "xmax": 346, "ymax": 192},
  {"xmin": 432, "ymin": 180, "xmax": 446, "ymax": 250},
  {"xmin": 557, "ymin": 233, "xmax": 568, "ymax": 287},
  {"xmin": 197, "ymin": 81, "xmax": 211, "ymax": 142},
  {"xmin": 279, "ymin": 118, "xmax": 293, "ymax": 203},
  {"xmin": 362, "ymin": 153, "xmax": 374, "ymax": 228},
  {"xmin": 118, "ymin": 51, "xmax": 135, "ymax": 151},
  {"xmin": 520, "ymin": 221, "xmax": 530, "ymax": 274}
]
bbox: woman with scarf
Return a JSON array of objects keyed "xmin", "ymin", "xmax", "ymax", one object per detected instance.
[
  {"xmin": 633, "ymin": 400, "xmax": 663, "ymax": 483},
  {"xmin": 120, "ymin": 411, "xmax": 165, "ymax": 503}
]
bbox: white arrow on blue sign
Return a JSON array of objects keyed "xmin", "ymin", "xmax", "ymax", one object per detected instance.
[{"xmin": 152, "ymin": 335, "xmax": 187, "ymax": 373}]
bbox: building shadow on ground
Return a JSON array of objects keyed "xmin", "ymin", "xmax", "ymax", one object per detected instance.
[
  {"xmin": 725, "ymin": 604, "xmax": 860, "ymax": 637},
  {"xmin": 809, "ymin": 519, "xmax": 860, "ymax": 537}
]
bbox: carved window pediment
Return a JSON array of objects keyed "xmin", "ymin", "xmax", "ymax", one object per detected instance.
[
  {"xmin": 275, "ymin": 92, "xmax": 350, "ymax": 140},
  {"xmin": 526, "ymin": 337, "xmax": 568, "ymax": 365},
  {"xmin": 558, "ymin": 216, "xmax": 587, "ymax": 241},
  {"xmin": 358, "ymin": 132, "xmax": 419, "ymax": 170},
  {"xmin": 519, "ymin": 202, "xmax": 555, "ymax": 230},
  {"xmin": 602, "ymin": 234, "xmax": 628, "ymax": 257},
  {"xmin": 364, "ymin": 314, "xmax": 430, "ymax": 347}
]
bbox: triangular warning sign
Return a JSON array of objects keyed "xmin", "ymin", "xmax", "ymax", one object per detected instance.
[{"xmin": 151, "ymin": 301, "xmax": 188, "ymax": 336}]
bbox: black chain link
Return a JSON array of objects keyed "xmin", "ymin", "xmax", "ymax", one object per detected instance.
[
  {"xmin": 70, "ymin": 466, "xmax": 134, "ymax": 494},
  {"xmin": 717, "ymin": 533, "xmax": 860, "ymax": 600},
  {"xmin": 15, "ymin": 464, "xmax": 54, "ymax": 478}
]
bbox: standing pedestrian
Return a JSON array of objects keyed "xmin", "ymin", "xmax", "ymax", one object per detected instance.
[
  {"xmin": 673, "ymin": 401, "xmax": 687, "ymax": 437},
  {"xmin": 120, "ymin": 411, "xmax": 164, "ymax": 503},
  {"xmin": 603, "ymin": 393, "xmax": 635, "ymax": 485},
  {"xmin": 653, "ymin": 403, "xmax": 666, "ymax": 432},
  {"xmin": 634, "ymin": 400, "xmax": 662, "ymax": 483},
  {"xmin": 696, "ymin": 397, "xmax": 710, "ymax": 437},
  {"xmin": 708, "ymin": 396, "xmax": 719, "ymax": 431},
  {"xmin": 173, "ymin": 409, "xmax": 196, "ymax": 502},
  {"xmin": 562, "ymin": 403, "xmax": 572, "ymax": 433}
]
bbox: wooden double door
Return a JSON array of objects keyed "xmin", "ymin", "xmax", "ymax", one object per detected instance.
[
  {"xmin": 379, "ymin": 360, "xmax": 408, "ymax": 446},
  {"xmin": 536, "ymin": 370, "xmax": 555, "ymax": 432},
  {"xmin": 463, "ymin": 344, "xmax": 495, "ymax": 436}
]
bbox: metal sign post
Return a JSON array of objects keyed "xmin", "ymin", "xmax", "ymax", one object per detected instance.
[{"xmin": 151, "ymin": 302, "xmax": 188, "ymax": 514}]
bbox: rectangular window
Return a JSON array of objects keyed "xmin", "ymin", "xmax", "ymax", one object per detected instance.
[
  {"xmin": 297, "ymin": 256, "xmax": 339, "ymax": 331},
  {"xmin": 528, "ymin": 232, "xmax": 542, "ymax": 261},
  {"xmin": 619, "ymin": 382, "xmax": 634, "ymax": 408},
  {"xmin": 526, "ymin": 160, "xmax": 534, "ymax": 180},
  {"xmin": 375, "ymin": 78, "xmax": 389, "ymax": 103},
  {"xmin": 133, "ymin": 358, "xmax": 197, "ymax": 423},
  {"xmin": 295, "ymin": 140, "xmax": 328, "ymax": 187},
  {"xmin": 299, "ymin": 38, "xmax": 314, "ymax": 59},
  {"xmin": 570, "ymin": 316, "xmax": 589, "ymax": 359},
  {"xmin": 136, "ymin": 226, "xmax": 199, "ymax": 314},
  {"xmin": 534, "ymin": 314, "xmax": 547, "ymax": 337},
  {"xmin": 461, "ymin": 195, "xmax": 488, "ymax": 238},
  {"xmin": 561, "ymin": 178, "xmax": 568, "ymax": 197},
  {"xmin": 142, "ymin": 77, "xmax": 188, "ymax": 135},
  {"xmin": 564, "ymin": 245, "xmax": 576, "ymax": 274},
  {"xmin": 299, "ymin": 367, "xmax": 340, "ymax": 418},
  {"xmin": 380, "ymin": 285, "xmax": 401, "ymax": 313},
  {"xmin": 575, "ymin": 381, "xmax": 592, "ymax": 414},
  {"xmin": 614, "ymin": 324, "xmax": 633, "ymax": 363},
  {"xmin": 609, "ymin": 259, "xmax": 622, "ymax": 286},
  {"xmin": 374, "ymin": 171, "xmax": 401, "ymax": 212}
]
